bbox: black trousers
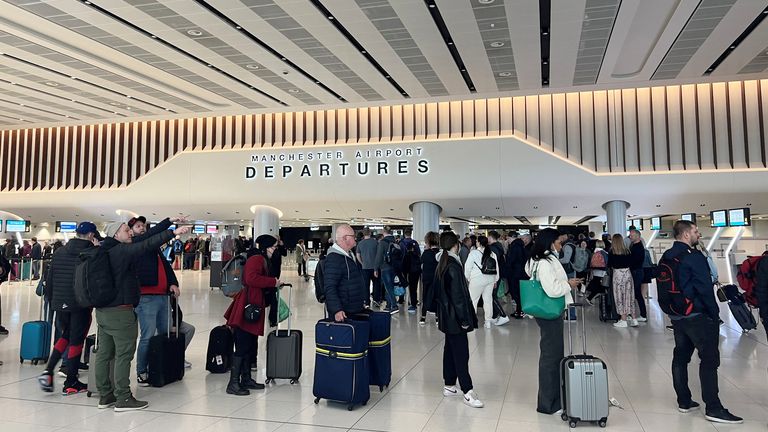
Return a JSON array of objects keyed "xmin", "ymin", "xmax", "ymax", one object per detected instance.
[
  {"xmin": 510, "ymin": 278, "xmax": 523, "ymax": 314},
  {"xmin": 586, "ymin": 276, "xmax": 607, "ymax": 301},
  {"xmin": 631, "ymin": 268, "xmax": 647, "ymax": 318},
  {"xmin": 234, "ymin": 327, "xmax": 258, "ymax": 362},
  {"xmin": 535, "ymin": 316, "xmax": 564, "ymax": 414},
  {"xmin": 671, "ymin": 315, "xmax": 723, "ymax": 412},
  {"xmin": 407, "ymin": 272, "xmax": 420, "ymax": 307},
  {"xmin": 46, "ymin": 309, "xmax": 92, "ymax": 385},
  {"xmin": 443, "ymin": 332, "xmax": 473, "ymax": 393},
  {"xmin": 362, "ymin": 269, "xmax": 376, "ymax": 304},
  {"xmin": 297, "ymin": 261, "xmax": 306, "ymax": 276}
]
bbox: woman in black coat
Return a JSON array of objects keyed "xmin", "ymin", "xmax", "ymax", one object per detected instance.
[
  {"xmin": 432, "ymin": 231, "xmax": 483, "ymax": 408},
  {"xmin": 419, "ymin": 231, "xmax": 440, "ymax": 326}
]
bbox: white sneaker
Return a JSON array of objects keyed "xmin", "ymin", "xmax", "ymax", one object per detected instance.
[
  {"xmin": 629, "ymin": 319, "xmax": 639, "ymax": 327},
  {"xmin": 613, "ymin": 320, "xmax": 628, "ymax": 328},
  {"xmin": 553, "ymin": 409, "xmax": 564, "ymax": 416},
  {"xmin": 483, "ymin": 321, "xmax": 491, "ymax": 329},
  {"xmin": 463, "ymin": 390, "xmax": 484, "ymax": 408},
  {"xmin": 636, "ymin": 317, "xmax": 647, "ymax": 322},
  {"xmin": 184, "ymin": 360, "xmax": 192, "ymax": 369},
  {"xmin": 494, "ymin": 316, "xmax": 510, "ymax": 326},
  {"xmin": 443, "ymin": 385, "xmax": 460, "ymax": 397}
]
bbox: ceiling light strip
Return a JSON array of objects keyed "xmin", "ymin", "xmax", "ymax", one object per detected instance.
[
  {"xmin": 704, "ymin": 6, "xmax": 768, "ymax": 75},
  {"xmin": 0, "ymin": 96, "xmax": 76, "ymax": 120},
  {"xmin": 423, "ymin": 0, "xmax": 476, "ymax": 92},
  {"xmin": 77, "ymin": 0, "xmax": 285, "ymax": 107},
  {"xmin": 539, "ymin": 0, "xmax": 551, "ymax": 86},
  {"xmin": 192, "ymin": 0, "xmax": 346, "ymax": 102},
  {"xmin": 0, "ymin": 78, "xmax": 113, "ymax": 117},
  {"xmin": 308, "ymin": 0, "xmax": 409, "ymax": 98}
]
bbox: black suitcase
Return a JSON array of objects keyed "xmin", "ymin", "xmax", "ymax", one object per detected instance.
[
  {"xmin": 720, "ymin": 284, "xmax": 758, "ymax": 333},
  {"xmin": 598, "ymin": 290, "xmax": 620, "ymax": 323},
  {"xmin": 265, "ymin": 284, "xmax": 302, "ymax": 384},
  {"xmin": 83, "ymin": 334, "xmax": 96, "ymax": 365},
  {"xmin": 148, "ymin": 296, "xmax": 185, "ymax": 387},
  {"xmin": 206, "ymin": 325, "xmax": 233, "ymax": 374}
]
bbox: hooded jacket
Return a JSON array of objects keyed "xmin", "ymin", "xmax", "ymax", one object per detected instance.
[
  {"xmin": 46, "ymin": 238, "xmax": 93, "ymax": 311},
  {"xmin": 324, "ymin": 244, "xmax": 367, "ymax": 316},
  {"xmin": 100, "ymin": 229, "xmax": 175, "ymax": 308}
]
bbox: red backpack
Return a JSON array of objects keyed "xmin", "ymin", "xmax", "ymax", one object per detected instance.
[
  {"xmin": 590, "ymin": 250, "xmax": 607, "ymax": 269},
  {"xmin": 736, "ymin": 253, "xmax": 768, "ymax": 307}
]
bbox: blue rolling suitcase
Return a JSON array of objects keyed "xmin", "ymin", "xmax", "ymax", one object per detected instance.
[
  {"xmin": 313, "ymin": 318, "xmax": 370, "ymax": 410},
  {"xmin": 20, "ymin": 297, "xmax": 52, "ymax": 365},
  {"xmin": 354, "ymin": 311, "xmax": 392, "ymax": 391}
]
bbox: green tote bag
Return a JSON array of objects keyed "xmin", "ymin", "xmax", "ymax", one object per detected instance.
[{"xmin": 520, "ymin": 262, "xmax": 565, "ymax": 320}]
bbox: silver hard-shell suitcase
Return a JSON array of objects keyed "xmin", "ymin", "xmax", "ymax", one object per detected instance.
[{"xmin": 560, "ymin": 304, "xmax": 609, "ymax": 428}]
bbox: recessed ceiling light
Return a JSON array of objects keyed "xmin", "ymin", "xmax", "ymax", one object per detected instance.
[
  {"xmin": 490, "ymin": 41, "xmax": 505, "ymax": 48},
  {"xmin": 730, "ymin": 45, "xmax": 736, "ymax": 49},
  {"xmin": 288, "ymin": 89, "xmax": 299, "ymax": 93},
  {"xmin": 150, "ymin": 35, "xmax": 157, "ymax": 39},
  {"xmin": 109, "ymin": 102, "xmax": 121, "ymax": 106},
  {"xmin": 542, "ymin": 30, "xmax": 549, "ymax": 36},
  {"xmin": 478, "ymin": 0, "xmax": 495, "ymax": 4},
  {"xmin": 245, "ymin": 64, "xmax": 260, "ymax": 69},
  {"xmin": 656, "ymin": 204, "xmax": 662, "ymax": 208},
  {"xmin": 186, "ymin": 29, "xmax": 204, "ymax": 37},
  {"xmin": 458, "ymin": 207, "xmax": 464, "ymax": 210},
  {"xmin": 235, "ymin": 26, "xmax": 242, "ymax": 30},
  {"xmin": 498, "ymin": 72, "xmax": 512, "ymax": 77},
  {"xmin": 447, "ymin": 41, "xmax": 454, "ymax": 45},
  {"xmin": 45, "ymin": 82, "xmax": 58, "ymax": 87}
]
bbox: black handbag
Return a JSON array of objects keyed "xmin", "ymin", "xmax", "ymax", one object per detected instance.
[{"xmin": 243, "ymin": 286, "xmax": 261, "ymax": 323}]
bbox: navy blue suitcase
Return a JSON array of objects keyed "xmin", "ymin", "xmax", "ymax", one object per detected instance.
[
  {"xmin": 354, "ymin": 311, "xmax": 391, "ymax": 391},
  {"xmin": 313, "ymin": 318, "xmax": 370, "ymax": 410}
]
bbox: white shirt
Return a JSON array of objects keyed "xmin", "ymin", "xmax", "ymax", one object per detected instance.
[
  {"xmin": 464, "ymin": 247, "xmax": 500, "ymax": 286},
  {"xmin": 525, "ymin": 251, "xmax": 574, "ymax": 309}
]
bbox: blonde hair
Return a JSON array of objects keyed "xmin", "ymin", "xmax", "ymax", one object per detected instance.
[{"xmin": 611, "ymin": 234, "xmax": 629, "ymax": 255}]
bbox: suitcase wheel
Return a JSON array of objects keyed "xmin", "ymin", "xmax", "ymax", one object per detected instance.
[
  {"xmin": 362, "ymin": 400, "xmax": 368, "ymax": 406},
  {"xmin": 290, "ymin": 379, "xmax": 298, "ymax": 385},
  {"xmin": 379, "ymin": 385, "xmax": 384, "ymax": 392},
  {"xmin": 599, "ymin": 419, "xmax": 607, "ymax": 428},
  {"xmin": 265, "ymin": 378, "xmax": 272, "ymax": 384},
  {"xmin": 347, "ymin": 404, "xmax": 354, "ymax": 411},
  {"xmin": 314, "ymin": 397, "xmax": 320, "ymax": 404},
  {"xmin": 32, "ymin": 360, "xmax": 38, "ymax": 366},
  {"xmin": 87, "ymin": 391, "xmax": 92, "ymax": 397},
  {"xmin": 561, "ymin": 413, "xmax": 569, "ymax": 422},
  {"xmin": 569, "ymin": 421, "xmax": 577, "ymax": 428},
  {"xmin": 19, "ymin": 356, "xmax": 23, "ymax": 364}
]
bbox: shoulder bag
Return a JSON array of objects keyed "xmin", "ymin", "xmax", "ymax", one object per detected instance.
[{"xmin": 520, "ymin": 259, "xmax": 566, "ymax": 320}]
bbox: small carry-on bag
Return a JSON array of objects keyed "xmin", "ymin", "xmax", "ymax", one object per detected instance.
[
  {"xmin": 720, "ymin": 284, "xmax": 757, "ymax": 333},
  {"xmin": 561, "ymin": 304, "xmax": 609, "ymax": 428},
  {"xmin": 353, "ymin": 311, "xmax": 391, "ymax": 391},
  {"xmin": 86, "ymin": 332, "xmax": 115, "ymax": 397},
  {"xmin": 20, "ymin": 295, "xmax": 52, "ymax": 365},
  {"xmin": 265, "ymin": 283, "xmax": 302, "ymax": 384},
  {"xmin": 147, "ymin": 296, "xmax": 185, "ymax": 387},
  {"xmin": 206, "ymin": 325, "xmax": 234, "ymax": 374},
  {"xmin": 313, "ymin": 318, "xmax": 370, "ymax": 410}
]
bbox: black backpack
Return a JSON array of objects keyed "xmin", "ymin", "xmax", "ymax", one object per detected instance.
[
  {"xmin": 405, "ymin": 241, "xmax": 421, "ymax": 273},
  {"xmin": 314, "ymin": 259, "xmax": 327, "ymax": 303},
  {"xmin": 477, "ymin": 254, "xmax": 498, "ymax": 275},
  {"xmin": 656, "ymin": 249, "xmax": 695, "ymax": 317},
  {"xmin": 74, "ymin": 247, "xmax": 116, "ymax": 308},
  {"xmin": 384, "ymin": 242, "xmax": 404, "ymax": 271}
]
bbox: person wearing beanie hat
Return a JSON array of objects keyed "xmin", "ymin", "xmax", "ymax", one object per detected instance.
[
  {"xmin": 223, "ymin": 234, "xmax": 281, "ymax": 396},
  {"xmin": 93, "ymin": 220, "xmax": 189, "ymax": 412}
]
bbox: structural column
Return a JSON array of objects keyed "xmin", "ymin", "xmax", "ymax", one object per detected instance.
[
  {"xmin": 602, "ymin": 200, "xmax": 630, "ymax": 237},
  {"xmin": 410, "ymin": 201, "xmax": 441, "ymax": 246},
  {"xmin": 450, "ymin": 222, "xmax": 469, "ymax": 238},
  {"xmin": 251, "ymin": 205, "xmax": 282, "ymax": 239}
]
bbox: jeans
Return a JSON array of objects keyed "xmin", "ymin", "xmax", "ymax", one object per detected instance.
[
  {"xmin": 443, "ymin": 332, "xmax": 473, "ymax": 393},
  {"xmin": 135, "ymin": 295, "xmax": 170, "ymax": 375},
  {"xmin": 535, "ymin": 316, "xmax": 564, "ymax": 414},
  {"xmin": 671, "ymin": 315, "xmax": 723, "ymax": 412},
  {"xmin": 95, "ymin": 307, "xmax": 138, "ymax": 401},
  {"xmin": 380, "ymin": 269, "xmax": 397, "ymax": 310},
  {"xmin": 631, "ymin": 268, "xmax": 647, "ymax": 318}
]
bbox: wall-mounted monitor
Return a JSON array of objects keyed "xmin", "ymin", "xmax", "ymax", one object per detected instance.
[
  {"xmin": 728, "ymin": 208, "xmax": 751, "ymax": 227},
  {"xmin": 681, "ymin": 213, "xmax": 696, "ymax": 222},
  {"xmin": 193, "ymin": 225, "xmax": 205, "ymax": 234},
  {"xmin": 631, "ymin": 219, "xmax": 644, "ymax": 230},
  {"xmin": 650, "ymin": 217, "xmax": 661, "ymax": 231},
  {"xmin": 710, "ymin": 210, "xmax": 728, "ymax": 228},
  {"xmin": 5, "ymin": 220, "xmax": 29, "ymax": 233},
  {"xmin": 625, "ymin": 220, "xmax": 631, "ymax": 230},
  {"xmin": 56, "ymin": 221, "xmax": 77, "ymax": 233},
  {"xmin": 206, "ymin": 225, "xmax": 218, "ymax": 234}
]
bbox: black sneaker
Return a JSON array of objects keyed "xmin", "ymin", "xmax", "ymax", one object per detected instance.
[
  {"xmin": 0, "ymin": 325, "xmax": 8, "ymax": 335},
  {"xmin": 136, "ymin": 372, "xmax": 150, "ymax": 387},
  {"xmin": 114, "ymin": 396, "xmax": 149, "ymax": 412},
  {"xmin": 419, "ymin": 317, "xmax": 426, "ymax": 326},
  {"xmin": 98, "ymin": 393, "xmax": 117, "ymax": 409},
  {"xmin": 38, "ymin": 372, "xmax": 53, "ymax": 392},
  {"xmin": 678, "ymin": 400, "xmax": 700, "ymax": 413},
  {"xmin": 705, "ymin": 409, "xmax": 743, "ymax": 424},
  {"xmin": 62, "ymin": 380, "xmax": 87, "ymax": 396}
]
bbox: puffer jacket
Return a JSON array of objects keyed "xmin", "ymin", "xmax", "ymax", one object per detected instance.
[
  {"xmin": 433, "ymin": 251, "xmax": 477, "ymax": 335},
  {"xmin": 324, "ymin": 246, "xmax": 367, "ymax": 316},
  {"xmin": 100, "ymin": 229, "xmax": 175, "ymax": 308},
  {"xmin": 47, "ymin": 238, "xmax": 94, "ymax": 311}
]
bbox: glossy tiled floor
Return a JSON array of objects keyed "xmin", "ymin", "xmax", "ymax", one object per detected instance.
[{"xmin": 1, "ymin": 266, "xmax": 768, "ymax": 431}]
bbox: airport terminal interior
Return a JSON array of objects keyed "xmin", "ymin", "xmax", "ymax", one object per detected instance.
[{"xmin": 2, "ymin": 0, "xmax": 768, "ymax": 431}]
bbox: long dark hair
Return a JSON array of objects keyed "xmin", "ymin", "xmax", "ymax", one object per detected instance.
[
  {"xmin": 436, "ymin": 231, "xmax": 459, "ymax": 277},
  {"xmin": 478, "ymin": 235, "xmax": 491, "ymax": 263},
  {"xmin": 530, "ymin": 228, "xmax": 560, "ymax": 261}
]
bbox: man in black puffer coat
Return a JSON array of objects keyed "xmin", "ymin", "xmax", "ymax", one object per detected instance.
[
  {"xmin": 37, "ymin": 222, "xmax": 101, "ymax": 395},
  {"xmin": 324, "ymin": 224, "xmax": 368, "ymax": 322}
]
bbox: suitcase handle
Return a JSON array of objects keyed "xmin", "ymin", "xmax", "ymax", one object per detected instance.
[
  {"xmin": 277, "ymin": 283, "xmax": 293, "ymax": 332},
  {"xmin": 566, "ymin": 303, "xmax": 587, "ymax": 356},
  {"xmin": 167, "ymin": 294, "xmax": 181, "ymax": 338}
]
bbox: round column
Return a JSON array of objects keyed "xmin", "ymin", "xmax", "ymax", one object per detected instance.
[
  {"xmin": 602, "ymin": 200, "xmax": 630, "ymax": 237},
  {"xmin": 450, "ymin": 222, "xmax": 469, "ymax": 237},
  {"xmin": 410, "ymin": 202, "xmax": 441, "ymax": 246},
  {"xmin": 250, "ymin": 205, "xmax": 282, "ymax": 238}
]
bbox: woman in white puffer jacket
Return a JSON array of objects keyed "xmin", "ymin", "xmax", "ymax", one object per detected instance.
[{"xmin": 464, "ymin": 235, "xmax": 499, "ymax": 328}]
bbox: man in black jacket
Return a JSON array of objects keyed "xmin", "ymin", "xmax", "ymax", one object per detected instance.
[
  {"xmin": 506, "ymin": 232, "xmax": 528, "ymax": 319},
  {"xmin": 628, "ymin": 229, "xmax": 648, "ymax": 321},
  {"xmin": 662, "ymin": 220, "xmax": 741, "ymax": 424},
  {"xmin": 30, "ymin": 237, "xmax": 42, "ymax": 279},
  {"xmin": 37, "ymin": 222, "xmax": 100, "ymax": 395},
  {"xmin": 487, "ymin": 231, "xmax": 509, "ymax": 325},
  {"xmin": 128, "ymin": 216, "xmax": 184, "ymax": 385},
  {"xmin": 93, "ymin": 221, "xmax": 188, "ymax": 412},
  {"xmin": 324, "ymin": 224, "xmax": 368, "ymax": 322}
]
